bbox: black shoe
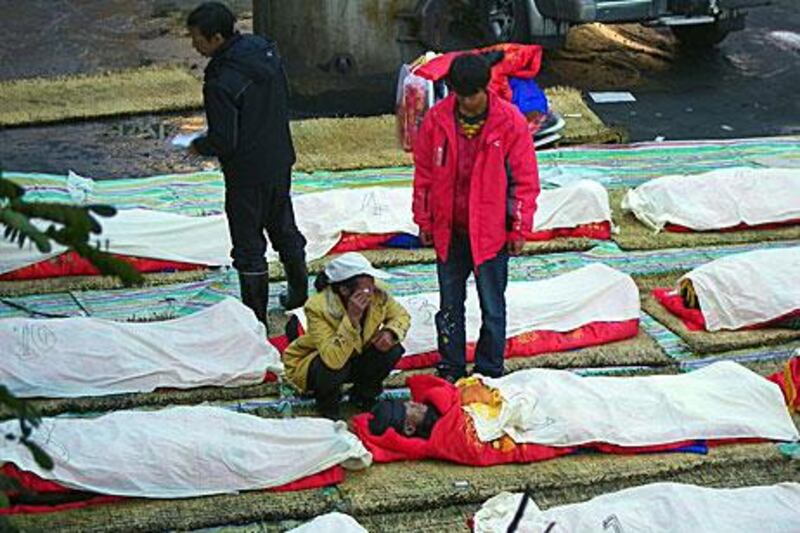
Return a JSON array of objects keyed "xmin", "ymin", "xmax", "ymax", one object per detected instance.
[
  {"xmin": 435, "ymin": 368, "xmax": 464, "ymax": 384},
  {"xmin": 238, "ymin": 272, "xmax": 269, "ymax": 329},
  {"xmin": 280, "ymin": 259, "xmax": 308, "ymax": 310}
]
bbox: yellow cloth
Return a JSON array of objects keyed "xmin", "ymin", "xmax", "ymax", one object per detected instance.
[{"xmin": 283, "ymin": 287, "xmax": 411, "ymax": 392}]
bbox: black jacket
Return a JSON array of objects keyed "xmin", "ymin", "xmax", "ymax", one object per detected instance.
[{"xmin": 193, "ymin": 33, "xmax": 296, "ymax": 187}]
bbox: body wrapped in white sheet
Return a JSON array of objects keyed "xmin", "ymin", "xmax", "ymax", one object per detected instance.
[
  {"xmin": 0, "ymin": 181, "xmax": 611, "ymax": 275},
  {"xmin": 681, "ymin": 246, "xmax": 800, "ymax": 331},
  {"xmin": 293, "ymin": 263, "xmax": 640, "ymax": 358},
  {"xmin": 0, "ymin": 298, "xmax": 282, "ymax": 398},
  {"xmin": 621, "ymin": 167, "xmax": 800, "ymax": 232},
  {"xmin": 0, "ymin": 406, "xmax": 372, "ymax": 498},
  {"xmin": 288, "ymin": 513, "xmax": 368, "ymax": 533},
  {"xmin": 468, "ymin": 361, "xmax": 798, "ymax": 446},
  {"xmin": 474, "ymin": 483, "xmax": 800, "ymax": 533}
]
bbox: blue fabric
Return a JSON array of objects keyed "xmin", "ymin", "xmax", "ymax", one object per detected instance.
[
  {"xmin": 671, "ymin": 441, "xmax": 709, "ymax": 455},
  {"xmin": 510, "ymin": 77, "xmax": 548, "ymax": 115},
  {"xmin": 385, "ymin": 233, "xmax": 422, "ymax": 249},
  {"xmin": 436, "ymin": 233, "xmax": 508, "ymax": 379}
]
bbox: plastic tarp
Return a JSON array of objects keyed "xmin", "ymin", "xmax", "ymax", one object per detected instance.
[
  {"xmin": 469, "ymin": 361, "xmax": 799, "ymax": 447},
  {"xmin": 474, "ymin": 483, "xmax": 800, "ymax": 533},
  {"xmin": 288, "ymin": 513, "xmax": 368, "ymax": 533},
  {"xmin": 621, "ymin": 167, "xmax": 800, "ymax": 232},
  {"xmin": 0, "ymin": 406, "xmax": 371, "ymax": 498},
  {"xmin": 0, "ymin": 298, "xmax": 282, "ymax": 398},
  {"xmin": 681, "ymin": 246, "xmax": 800, "ymax": 331},
  {"xmin": 292, "ymin": 263, "xmax": 639, "ymax": 360}
]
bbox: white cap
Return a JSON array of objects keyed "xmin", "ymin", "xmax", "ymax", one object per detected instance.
[{"xmin": 324, "ymin": 252, "xmax": 391, "ymax": 283}]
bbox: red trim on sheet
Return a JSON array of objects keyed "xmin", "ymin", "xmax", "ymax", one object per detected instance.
[
  {"xmin": 394, "ymin": 318, "xmax": 640, "ymax": 371},
  {"xmin": 522, "ymin": 221, "xmax": 612, "ymax": 241},
  {"xmin": 0, "ymin": 251, "xmax": 204, "ymax": 281},
  {"xmin": 0, "ymin": 464, "xmax": 344, "ymax": 515},
  {"xmin": 665, "ymin": 218, "xmax": 800, "ymax": 233},
  {"xmin": 329, "ymin": 232, "xmax": 400, "ymax": 254},
  {"xmin": 767, "ymin": 358, "xmax": 800, "ymax": 412},
  {"xmin": 652, "ymin": 288, "xmax": 800, "ymax": 332}
]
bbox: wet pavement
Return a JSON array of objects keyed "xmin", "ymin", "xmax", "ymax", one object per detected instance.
[{"xmin": 586, "ymin": 0, "xmax": 800, "ymax": 141}]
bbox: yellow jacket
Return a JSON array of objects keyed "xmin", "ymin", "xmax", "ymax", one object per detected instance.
[{"xmin": 283, "ymin": 286, "xmax": 411, "ymax": 392}]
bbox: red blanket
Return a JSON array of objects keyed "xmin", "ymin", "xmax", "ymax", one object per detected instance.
[
  {"xmin": 0, "ymin": 464, "xmax": 344, "ymax": 515},
  {"xmin": 666, "ymin": 218, "xmax": 800, "ymax": 233},
  {"xmin": 351, "ymin": 375, "xmax": 696, "ymax": 465},
  {"xmin": 768, "ymin": 358, "xmax": 800, "ymax": 412},
  {"xmin": 652, "ymin": 288, "xmax": 800, "ymax": 332}
]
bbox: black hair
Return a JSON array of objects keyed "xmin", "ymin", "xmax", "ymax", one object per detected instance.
[
  {"xmin": 447, "ymin": 53, "xmax": 492, "ymax": 97},
  {"xmin": 186, "ymin": 2, "xmax": 236, "ymax": 39},
  {"xmin": 414, "ymin": 405, "xmax": 441, "ymax": 439},
  {"xmin": 313, "ymin": 272, "xmax": 370, "ymax": 294}
]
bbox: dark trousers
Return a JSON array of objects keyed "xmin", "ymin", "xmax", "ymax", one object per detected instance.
[
  {"xmin": 307, "ymin": 345, "xmax": 404, "ymax": 417},
  {"xmin": 436, "ymin": 232, "xmax": 508, "ymax": 379},
  {"xmin": 224, "ymin": 171, "xmax": 306, "ymax": 273}
]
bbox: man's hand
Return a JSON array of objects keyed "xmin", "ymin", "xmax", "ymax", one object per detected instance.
[
  {"xmin": 370, "ymin": 328, "xmax": 397, "ymax": 353},
  {"xmin": 507, "ymin": 239, "xmax": 525, "ymax": 256},
  {"xmin": 346, "ymin": 289, "xmax": 371, "ymax": 325},
  {"xmin": 419, "ymin": 230, "xmax": 433, "ymax": 247}
]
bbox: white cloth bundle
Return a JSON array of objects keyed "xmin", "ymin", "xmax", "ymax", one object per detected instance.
[
  {"xmin": 0, "ymin": 298, "xmax": 282, "ymax": 398},
  {"xmin": 680, "ymin": 246, "xmax": 800, "ymax": 331},
  {"xmin": 469, "ymin": 361, "xmax": 798, "ymax": 446},
  {"xmin": 0, "ymin": 406, "xmax": 371, "ymax": 498},
  {"xmin": 0, "ymin": 181, "xmax": 612, "ymax": 276},
  {"xmin": 288, "ymin": 513, "xmax": 368, "ymax": 533},
  {"xmin": 621, "ymin": 167, "xmax": 800, "ymax": 232},
  {"xmin": 474, "ymin": 483, "xmax": 800, "ymax": 533},
  {"xmin": 292, "ymin": 263, "xmax": 640, "ymax": 358}
]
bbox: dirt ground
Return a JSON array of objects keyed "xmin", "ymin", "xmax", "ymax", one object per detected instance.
[{"xmin": 0, "ymin": 1, "xmax": 797, "ymax": 178}]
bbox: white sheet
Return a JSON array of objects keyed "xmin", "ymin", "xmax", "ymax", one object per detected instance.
[
  {"xmin": 621, "ymin": 167, "xmax": 800, "ymax": 232},
  {"xmin": 0, "ymin": 298, "xmax": 282, "ymax": 398},
  {"xmin": 288, "ymin": 513, "xmax": 368, "ymax": 533},
  {"xmin": 474, "ymin": 483, "xmax": 800, "ymax": 533},
  {"xmin": 293, "ymin": 263, "xmax": 640, "ymax": 358},
  {"xmin": 469, "ymin": 361, "xmax": 798, "ymax": 446},
  {"xmin": 0, "ymin": 406, "xmax": 371, "ymax": 498},
  {"xmin": 0, "ymin": 181, "xmax": 611, "ymax": 276},
  {"xmin": 681, "ymin": 246, "xmax": 800, "ymax": 331}
]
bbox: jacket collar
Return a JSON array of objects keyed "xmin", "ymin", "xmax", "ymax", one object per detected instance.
[{"xmin": 432, "ymin": 91, "xmax": 506, "ymax": 147}]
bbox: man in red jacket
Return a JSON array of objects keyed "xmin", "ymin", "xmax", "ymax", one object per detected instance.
[{"xmin": 412, "ymin": 53, "xmax": 540, "ymax": 381}]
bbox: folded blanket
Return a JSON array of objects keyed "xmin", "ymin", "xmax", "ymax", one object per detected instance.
[
  {"xmin": 473, "ymin": 483, "xmax": 800, "ymax": 532},
  {"xmin": 0, "ymin": 298, "xmax": 282, "ymax": 398},
  {"xmin": 292, "ymin": 263, "xmax": 640, "ymax": 365},
  {"xmin": 352, "ymin": 362, "xmax": 798, "ymax": 465},
  {"xmin": 0, "ymin": 406, "xmax": 371, "ymax": 499},
  {"xmin": 655, "ymin": 247, "xmax": 800, "ymax": 331},
  {"xmin": 288, "ymin": 513, "xmax": 368, "ymax": 533},
  {"xmin": 0, "ymin": 182, "xmax": 611, "ymax": 277},
  {"xmin": 621, "ymin": 167, "xmax": 800, "ymax": 232}
]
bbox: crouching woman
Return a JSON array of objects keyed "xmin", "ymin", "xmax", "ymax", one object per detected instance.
[{"xmin": 283, "ymin": 253, "xmax": 411, "ymax": 419}]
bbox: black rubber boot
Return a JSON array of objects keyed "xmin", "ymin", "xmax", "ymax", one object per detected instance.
[
  {"xmin": 238, "ymin": 272, "xmax": 269, "ymax": 331},
  {"xmin": 279, "ymin": 259, "xmax": 308, "ymax": 310}
]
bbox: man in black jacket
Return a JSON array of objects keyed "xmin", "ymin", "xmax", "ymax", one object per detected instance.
[{"xmin": 187, "ymin": 2, "xmax": 308, "ymax": 328}]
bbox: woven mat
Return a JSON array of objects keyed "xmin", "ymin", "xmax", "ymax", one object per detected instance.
[
  {"xmin": 611, "ymin": 190, "xmax": 800, "ymax": 251},
  {"xmin": 637, "ymin": 273, "xmax": 800, "ymax": 354}
]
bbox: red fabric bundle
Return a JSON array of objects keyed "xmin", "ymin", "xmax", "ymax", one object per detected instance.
[
  {"xmin": 414, "ymin": 44, "xmax": 543, "ymax": 102},
  {"xmin": 351, "ymin": 375, "xmax": 694, "ymax": 465},
  {"xmin": 665, "ymin": 218, "xmax": 800, "ymax": 233}
]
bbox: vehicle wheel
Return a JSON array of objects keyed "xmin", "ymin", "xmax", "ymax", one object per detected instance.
[
  {"xmin": 480, "ymin": 0, "xmax": 531, "ymax": 43},
  {"xmin": 670, "ymin": 21, "xmax": 731, "ymax": 48}
]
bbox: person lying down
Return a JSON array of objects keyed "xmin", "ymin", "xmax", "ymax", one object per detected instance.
[{"xmin": 355, "ymin": 361, "xmax": 799, "ymax": 466}]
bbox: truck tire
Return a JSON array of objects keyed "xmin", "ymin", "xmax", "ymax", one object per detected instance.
[
  {"xmin": 671, "ymin": 21, "xmax": 731, "ymax": 48},
  {"xmin": 480, "ymin": 0, "xmax": 531, "ymax": 43}
]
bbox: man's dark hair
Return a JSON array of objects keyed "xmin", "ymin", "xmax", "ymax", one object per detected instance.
[
  {"xmin": 187, "ymin": 2, "xmax": 237, "ymax": 39},
  {"xmin": 447, "ymin": 54, "xmax": 492, "ymax": 97}
]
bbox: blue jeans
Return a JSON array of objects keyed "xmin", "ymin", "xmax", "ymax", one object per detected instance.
[{"xmin": 435, "ymin": 232, "xmax": 508, "ymax": 379}]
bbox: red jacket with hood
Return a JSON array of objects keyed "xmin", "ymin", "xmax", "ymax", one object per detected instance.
[{"xmin": 412, "ymin": 92, "xmax": 540, "ymax": 267}]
